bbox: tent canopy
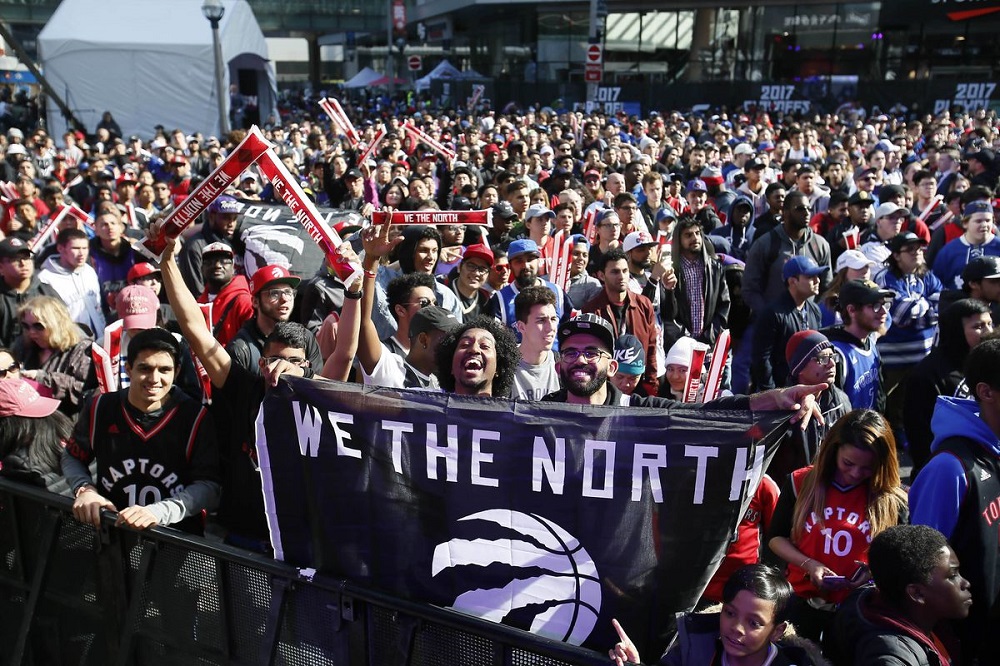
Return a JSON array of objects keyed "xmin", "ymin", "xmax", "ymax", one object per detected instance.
[
  {"xmin": 414, "ymin": 59, "xmax": 486, "ymax": 92},
  {"xmin": 343, "ymin": 67, "xmax": 383, "ymax": 89},
  {"xmin": 39, "ymin": 0, "xmax": 277, "ymax": 139}
]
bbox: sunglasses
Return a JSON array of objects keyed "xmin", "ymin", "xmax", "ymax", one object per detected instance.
[{"xmin": 0, "ymin": 362, "xmax": 20, "ymax": 378}]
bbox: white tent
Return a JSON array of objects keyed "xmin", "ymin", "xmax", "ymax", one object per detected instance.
[
  {"xmin": 39, "ymin": 0, "xmax": 277, "ymax": 140},
  {"xmin": 343, "ymin": 67, "xmax": 383, "ymax": 89},
  {"xmin": 414, "ymin": 59, "xmax": 487, "ymax": 92}
]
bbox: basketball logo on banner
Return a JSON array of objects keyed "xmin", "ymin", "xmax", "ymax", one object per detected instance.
[{"xmin": 431, "ymin": 509, "xmax": 601, "ymax": 645}]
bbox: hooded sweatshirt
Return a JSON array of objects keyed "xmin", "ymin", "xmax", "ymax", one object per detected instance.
[
  {"xmin": 710, "ymin": 196, "xmax": 755, "ymax": 262},
  {"xmin": 36, "ymin": 255, "xmax": 106, "ymax": 341},
  {"xmin": 910, "ymin": 396, "xmax": 1000, "ymax": 664}
]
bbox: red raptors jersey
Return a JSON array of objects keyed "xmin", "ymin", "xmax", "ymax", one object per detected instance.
[
  {"xmin": 788, "ymin": 466, "xmax": 872, "ymax": 603},
  {"xmin": 702, "ymin": 474, "xmax": 780, "ymax": 602}
]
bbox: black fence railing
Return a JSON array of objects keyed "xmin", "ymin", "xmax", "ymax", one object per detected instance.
[{"xmin": 0, "ymin": 478, "xmax": 610, "ymax": 666}]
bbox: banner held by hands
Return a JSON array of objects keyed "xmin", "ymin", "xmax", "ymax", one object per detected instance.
[{"xmin": 371, "ymin": 209, "xmax": 492, "ymax": 227}]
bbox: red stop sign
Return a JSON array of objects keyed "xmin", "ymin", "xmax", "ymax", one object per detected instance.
[
  {"xmin": 408, "ymin": 55, "xmax": 422, "ymax": 71},
  {"xmin": 586, "ymin": 44, "xmax": 602, "ymax": 64}
]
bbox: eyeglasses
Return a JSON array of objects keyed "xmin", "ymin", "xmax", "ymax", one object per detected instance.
[
  {"xmin": 21, "ymin": 320, "xmax": 45, "ymax": 332},
  {"xmin": 262, "ymin": 288, "xmax": 295, "ymax": 302},
  {"xmin": 617, "ymin": 205, "xmax": 638, "ymax": 212},
  {"xmin": 899, "ymin": 246, "xmax": 923, "ymax": 255},
  {"xmin": 0, "ymin": 362, "xmax": 20, "ymax": 378},
  {"xmin": 867, "ymin": 301, "xmax": 889, "ymax": 313},
  {"xmin": 561, "ymin": 348, "xmax": 611, "ymax": 363},
  {"xmin": 493, "ymin": 264, "xmax": 511, "ymax": 272},
  {"xmin": 812, "ymin": 353, "xmax": 837, "ymax": 366},
  {"xmin": 407, "ymin": 297, "xmax": 433, "ymax": 309},
  {"xmin": 463, "ymin": 263, "xmax": 490, "ymax": 276},
  {"xmin": 262, "ymin": 356, "xmax": 308, "ymax": 366}
]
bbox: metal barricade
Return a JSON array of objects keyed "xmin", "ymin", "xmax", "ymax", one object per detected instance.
[{"xmin": 0, "ymin": 478, "xmax": 609, "ymax": 666}]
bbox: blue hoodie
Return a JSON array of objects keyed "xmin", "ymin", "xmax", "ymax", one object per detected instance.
[{"xmin": 910, "ymin": 396, "xmax": 1000, "ymax": 537}]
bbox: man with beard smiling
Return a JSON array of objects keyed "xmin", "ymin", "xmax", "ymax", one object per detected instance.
[
  {"xmin": 226, "ymin": 265, "xmax": 323, "ymax": 378},
  {"xmin": 543, "ymin": 313, "xmax": 827, "ymax": 423}
]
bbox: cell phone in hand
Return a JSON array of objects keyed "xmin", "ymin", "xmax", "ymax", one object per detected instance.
[{"xmin": 821, "ymin": 575, "xmax": 847, "ymax": 588}]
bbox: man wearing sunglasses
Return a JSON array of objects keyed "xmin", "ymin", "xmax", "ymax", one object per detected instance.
[
  {"xmin": 226, "ymin": 264, "xmax": 323, "ymax": 378},
  {"xmin": 822, "ymin": 279, "xmax": 896, "ymax": 411}
]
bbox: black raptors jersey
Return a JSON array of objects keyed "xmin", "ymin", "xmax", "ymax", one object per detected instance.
[{"xmin": 66, "ymin": 390, "xmax": 219, "ymax": 533}]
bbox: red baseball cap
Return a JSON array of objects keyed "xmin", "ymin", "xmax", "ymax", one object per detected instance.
[
  {"xmin": 249, "ymin": 265, "xmax": 301, "ymax": 297},
  {"xmin": 461, "ymin": 243, "xmax": 494, "ymax": 267},
  {"xmin": 0, "ymin": 379, "xmax": 61, "ymax": 418},
  {"xmin": 127, "ymin": 262, "xmax": 161, "ymax": 283}
]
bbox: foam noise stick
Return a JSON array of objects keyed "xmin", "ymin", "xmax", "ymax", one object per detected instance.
[
  {"xmin": 402, "ymin": 121, "xmax": 456, "ymax": 161},
  {"xmin": 138, "ymin": 125, "xmax": 271, "ymax": 261},
  {"xmin": 256, "ymin": 149, "xmax": 363, "ymax": 286}
]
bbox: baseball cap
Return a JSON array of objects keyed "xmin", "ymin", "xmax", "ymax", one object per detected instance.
[
  {"xmin": 409, "ymin": 306, "xmax": 460, "ymax": 339},
  {"xmin": 839, "ymin": 279, "xmax": 897, "ymax": 306},
  {"xmin": 116, "ymin": 285, "xmax": 159, "ymax": 330},
  {"xmin": 116, "ymin": 172, "xmax": 138, "ymax": 186},
  {"xmin": 127, "ymin": 262, "xmax": 162, "ymax": 283},
  {"xmin": 344, "ymin": 167, "xmax": 363, "ymax": 180},
  {"xmin": 461, "ymin": 243, "xmax": 494, "ymax": 268},
  {"xmin": 201, "ymin": 241, "xmax": 234, "ymax": 258},
  {"xmin": 209, "ymin": 195, "xmax": 241, "ymax": 214},
  {"xmin": 963, "ymin": 201, "xmax": 993, "ymax": 217},
  {"xmin": 874, "ymin": 139, "xmax": 900, "ymax": 153},
  {"xmin": 782, "ymin": 255, "xmax": 828, "ymax": 281},
  {"xmin": 569, "ymin": 233, "xmax": 590, "ymax": 249},
  {"xmin": 623, "ymin": 230, "xmax": 657, "ymax": 253},
  {"xmin": 854, "ymin": 167, "xmax": 876, "ymax": 181},
  {"xmin": 835, "ymin": 249, "xmax": 876, "ymax": 273},
  {"xmin": 507, "ymin": 238, "xmax": 541, "ymax": 260},
  {"xmin": 558, "ymin": 313, "xmax": 616, "ymax": 353},
  {"xmin": 733, "ymin": 143, "xmax": 754, "ymax": 156},
  {"xmin": 249, "ymin": 265, "xmax": 301, "ymax": 297},
  {"xmin": 0, "ymin": 237, "xmax": 33, "ymax": 259},
  {"xmin": 847, "ymin": 191, "xmax": 874, "ymax": 206},
  {"xmin": 0, "ymin": 379, "xmax": 61, "ymax": 418},
  {"xmin": 5, "ymin": 144, "xmax": 26, "ymax": 156},
  {"xmin": 888, "ymin": 232, "xmax": 925, "ymax": 253},
  {"xmin": 656, "ymin": 207, "xmax": 677, "ymax": 224},
  {"xmin": 451, "ymin": 196, "xmax": 474, "ymax": 211},
  {"xmin": 686, "ymin": 178, "xmax": 708, "ymax": 192},
  {"xmin": 874, "ymin": 202, "xmax": 910, "ymax": 219},
  {"xmin": 525, "ymin": 204, "xmax": 555, "ymax": 220},
  {"xmin": 491, "ymin": 201, "xmax": 518, "ymax": 220},
  {"xmin": 584, "ymin": 169, "xmax": 602, "ymax": 182},
  {"xmin": 614, "ymin": 334, "xmax": 646, "ymax": 376},
  {"xmin": 962, "ymin": 255, "xmax": 1000, "ymax": 283},
  {"xmin": 171, "ymin": 154, "xmax": 187, "ymax": 165},
  {"xmin": 745, "ymin": 159, "xmax": 765, "ymax": 171}
]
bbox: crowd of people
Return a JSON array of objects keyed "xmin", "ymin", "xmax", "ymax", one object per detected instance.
[{"xmin": 0, "ymin": 101, "xmax": 998, "ymax": 665}]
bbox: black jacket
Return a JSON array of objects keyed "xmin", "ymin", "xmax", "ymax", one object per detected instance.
[
  {"xmin": 751, "ymin": 291, "xmax": 821, "ymax": 391},
  {"xmin": 0, "ymin": 277, "xmax": 60, "ymax": 347},
  {"xmin": 664, "ymin": 228, "xmax": 730, "ymax": 348},
  {"xmin": 826, "ymin": 587, "xmax": 953, "ymax": 666}
]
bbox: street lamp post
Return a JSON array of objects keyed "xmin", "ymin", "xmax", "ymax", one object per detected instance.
[{"xmin": 202, "ymin": 0, "xmax": 230, "ymax": 136}]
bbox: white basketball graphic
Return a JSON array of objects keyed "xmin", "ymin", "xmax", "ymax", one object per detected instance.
[{"xmin": 431, "ymin": 509, "xmax": 601, "ymax": 645}]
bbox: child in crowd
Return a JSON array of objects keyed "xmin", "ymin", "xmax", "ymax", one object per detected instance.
[{"xmin": 610, "ymin": 564, "xmax": 826, "ymax": 665}]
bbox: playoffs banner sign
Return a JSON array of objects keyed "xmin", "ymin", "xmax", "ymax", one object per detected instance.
[{"xmin": 257, "ymin": 379, "xmax": 787, "ymax": 657}]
